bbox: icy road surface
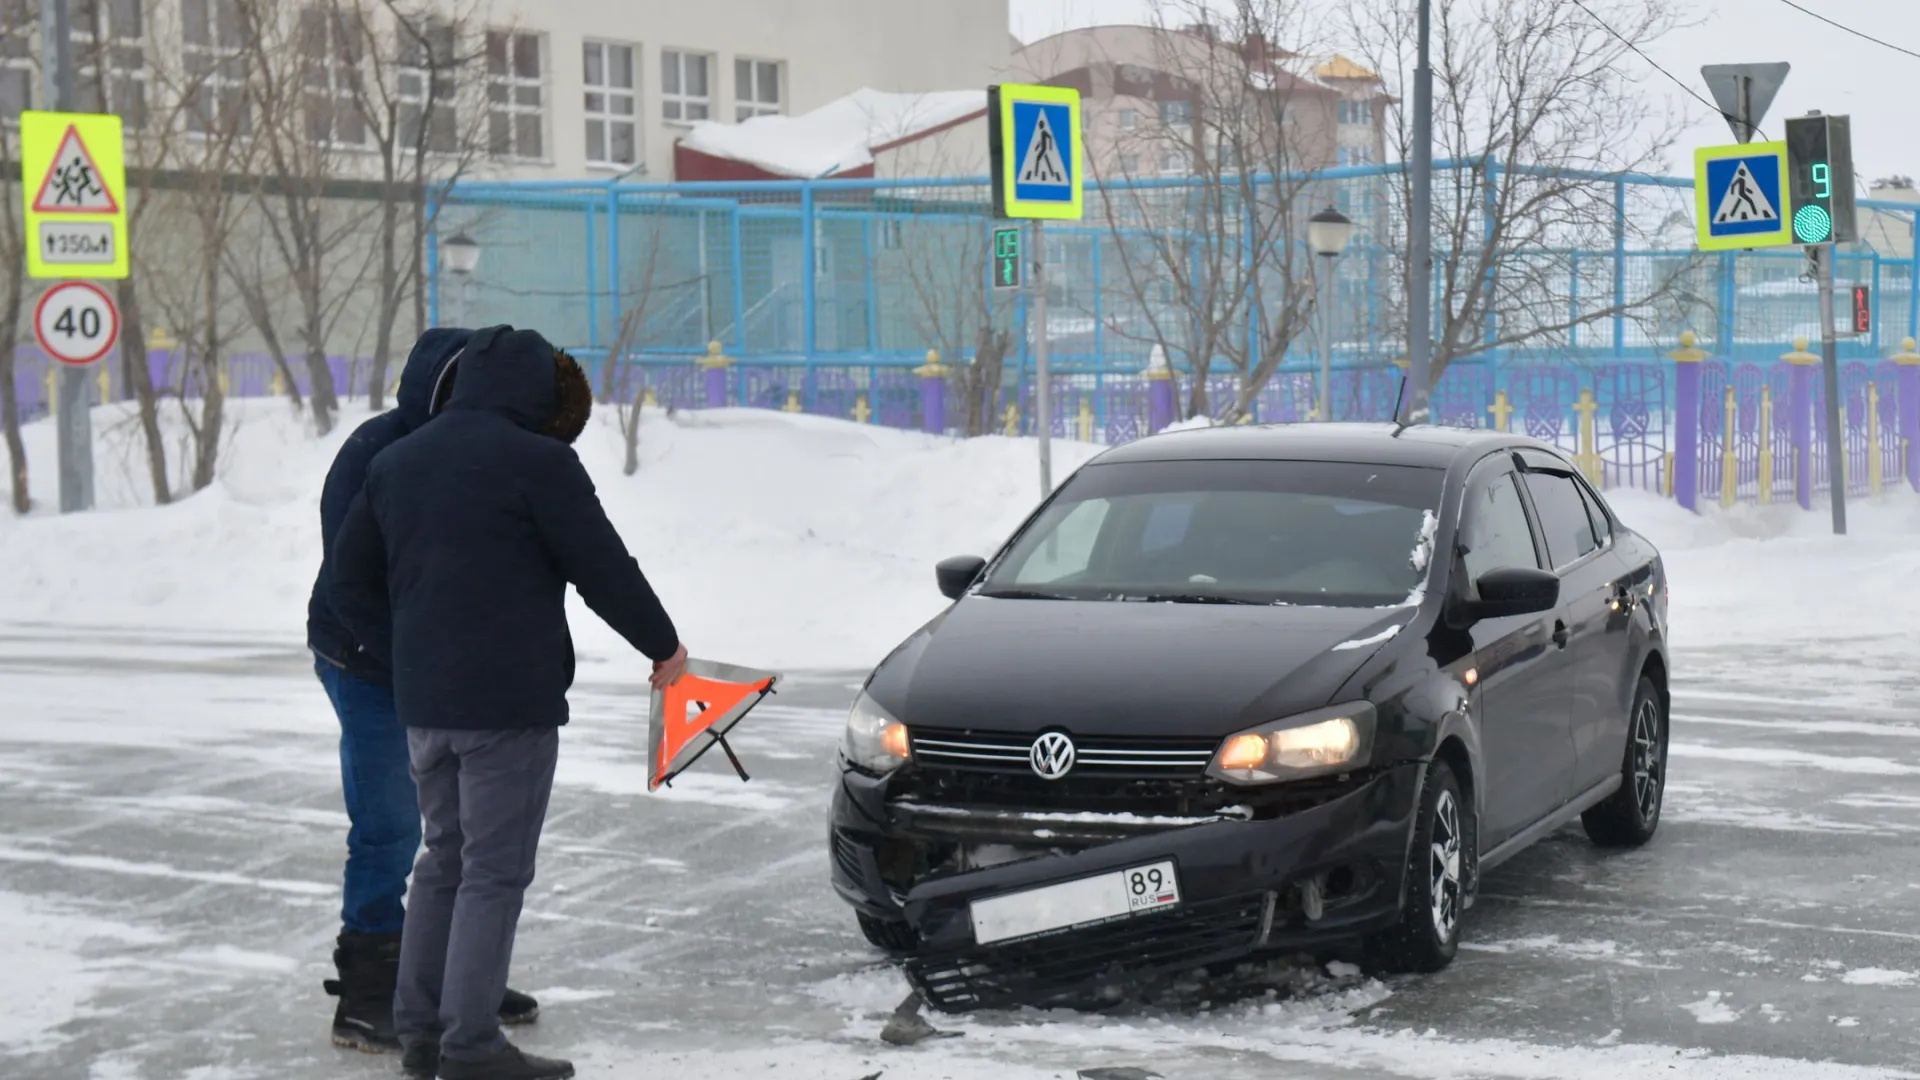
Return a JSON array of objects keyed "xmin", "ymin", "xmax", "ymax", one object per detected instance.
[{"xmin": 3, "ymin": 624, "xmax": 1919, "ymax": 1080}]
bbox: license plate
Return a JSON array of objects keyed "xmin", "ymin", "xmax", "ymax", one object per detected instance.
[{"xmin": 969, "ymin": 860, "xmax": 1181, "ymax": 946}]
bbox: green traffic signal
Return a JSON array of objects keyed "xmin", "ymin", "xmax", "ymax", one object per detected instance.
[{"xmin": 1793, "ymin": 204, "xmax": 1832, "ymax": 245}]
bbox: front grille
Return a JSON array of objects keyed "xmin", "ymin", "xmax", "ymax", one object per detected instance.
[
  {"xmin": 892, "ymin": 768, "xmax": 1229, "ymax": 817},
  {"xmin": 910, "ymin": 727, "xmax": 1218, "ymax": 777},
  {"xmin": 906, "ymin": 892, "xmax": 1274, "ymax": 1011}
]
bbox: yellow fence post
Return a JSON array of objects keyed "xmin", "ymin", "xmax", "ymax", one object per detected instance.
[
  {"xmin": 43, "ymin": 366, "xmax": 55, "ymax": 413},
  {"xmin": 1002, "ymin": 402, "xmax": 1021, "ymax": 437},
  {"xmin": 782, "ymin": 389, "xmax": 801, "ymax": 413},
  {"xmin": 1572, "ymin": 389, "xmax": 1602, "ymax": 487},
  {"xmin": 1758, "ymin": 386, "xmax": 1774, "ymax": 506},
  {"xmin": 1720, "ymin": 384, "xmax": 1738, "ymax": 510},
  {"xmin": 1868, "ymin": 382, "xmax": 1883, "ymax": 497},
  {"xmin": 270, "ymin": 366, "xmax": 285, "ymax": 398},
  {"xmin": 96, "ymin": 363, "xmax": 110, "ymax": 403},
  {"xmin": 1076, "ymin": 398, "xmax": 1093, "ymax": 442},
  {"xmin": 852, "ymin": 392, "xmax": 872, "ymax": 425},
  {"xmin": 1487, "ymin": 389, "xmax": 1513, "ymax": 433}
]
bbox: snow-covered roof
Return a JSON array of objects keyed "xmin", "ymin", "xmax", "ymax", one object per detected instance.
[{"xmin": 677, "ymin": 88, "xmax": 987, "ymax": 179}]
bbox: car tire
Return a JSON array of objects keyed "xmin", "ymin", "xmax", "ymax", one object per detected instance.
[
  {"xmin": 1581, "ymin": 675, "xmax": 1667, "ymax": 847},
  {"xmin": 1366, "ymin": 759, "xmax": 1468, "ymax": 975},
  {"xmin": 857, "ymin": 912, "xmax": 920, "ymax": 956}
]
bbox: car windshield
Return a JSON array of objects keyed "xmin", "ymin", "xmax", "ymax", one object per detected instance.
[{"xmin": 979, "ymin": 459, "xmax": 1445, "ymax": 608}]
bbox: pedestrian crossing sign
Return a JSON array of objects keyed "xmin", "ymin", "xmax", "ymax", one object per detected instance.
[
  {"xmin": 1695, "ymin": 142, "xmax": 1793, "ymax": 252},
  {"xmin": 990, "ymin": 84, "xmax": 1083, "ymax": 221}
]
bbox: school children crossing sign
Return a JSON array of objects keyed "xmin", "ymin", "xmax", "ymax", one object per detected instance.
[
  {"xmin": 21, "ymin": 111, "xmax": 129, "ymax": 279},
  {"xmin": 989, "ymin": 84, "xmax": 1083, "ymax": 221},
  {"xmin": 1695, "ymin": 141, "xmax": 1793, "ymax": 252}
]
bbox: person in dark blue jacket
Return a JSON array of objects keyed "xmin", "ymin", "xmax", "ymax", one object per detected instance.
[
  {"xmin": 308, "ymin": 328, "xmax": 537, "ymax": 1056},
  {"xmin": 331, "ymin": 326, "xmax": 686, "ymax": 1080}
]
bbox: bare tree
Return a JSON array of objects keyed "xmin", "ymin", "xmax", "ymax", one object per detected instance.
[
  {"xmin": 897, "ymin": 209, "xmax": 1016, "ymax": 436},
  {"xmin": 337, "ymin": 0, "xmax": 489, "ymax": 409},
  {"xmin": 1085, "ymin": 0, "xmax": 1328, "ymax": 424},
  {"xmin": 0, "ymin": 110, "xmax": 27, "ymax": 513},
  {"xmin": 1348, "ymin": 0, "xmax": 1702, "ymax": 384},
  {"xmin": 595, "ymin": 205, "xmax": 678, "ymax": 476}
]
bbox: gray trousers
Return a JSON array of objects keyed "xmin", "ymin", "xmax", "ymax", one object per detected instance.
[{"xmin": 394, "ymin": 726, "xmax": 559, "ymax": 1061}]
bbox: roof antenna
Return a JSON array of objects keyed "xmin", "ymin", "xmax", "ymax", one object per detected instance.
[{"xmin": 1389, "ymin": 371, "xmax": 1410, "ymax": 437}]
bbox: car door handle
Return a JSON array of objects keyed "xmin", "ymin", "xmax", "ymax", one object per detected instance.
[{"xmin": 1551, "ymin": 620, "xmax": 1570, "ymax": 649}]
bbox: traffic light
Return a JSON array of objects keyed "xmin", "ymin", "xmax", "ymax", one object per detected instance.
[
  {"xmin": 1784, "ymin": 114, "xmax": 1856, "ymax": 245},
  {"xmin": 991, "ymin": 225, "xmax": 1023, "ymax": 290}
]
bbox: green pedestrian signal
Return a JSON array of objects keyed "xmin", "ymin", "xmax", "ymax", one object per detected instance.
[{"xmin": 992, "ymin": 225, "xmax": 1023, "ymax": 291}]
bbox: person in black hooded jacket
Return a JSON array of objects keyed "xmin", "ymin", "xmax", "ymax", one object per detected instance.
[
  {"xmin": 331, "ymin": 326, "xmax": 685, "ymax": 1080},
  {"xmin": 308, "ymin": 328, "xmax": 540, "ymax": 1055}
]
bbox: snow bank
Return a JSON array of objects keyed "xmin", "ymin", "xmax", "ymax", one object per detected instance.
[
  {"xmin": 0, "ymin": 401, "xmax": 1104, "ymax": 673},
  {"xmin": 0, "ymin": 403, "xmax": 1914, "ymax": 675}
]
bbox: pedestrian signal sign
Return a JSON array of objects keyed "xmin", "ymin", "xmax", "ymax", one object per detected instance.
[
  {"xmin": 21, "ymin": 112, "xmax": 129, "ymax": 279},
  {"xmin": 990, "ymin": 83, "xmax": 1083, "ymax": 221},
  {"xmin": 647, "ymin": 658, "xmax": 779, "ymax": 791},
  {"xmin": 1695, "ymin": 142, "xmax": 1792, "ymax": 252}
]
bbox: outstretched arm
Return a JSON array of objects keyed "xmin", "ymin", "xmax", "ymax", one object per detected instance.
[{"xmin": 526, "ymin": 445, "xmax": 682, "ymax": 665}]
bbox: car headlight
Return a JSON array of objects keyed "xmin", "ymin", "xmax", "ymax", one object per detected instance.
[
  {"xmin": 843, "ymin": 692, "xmax": 911, "ymax": 773},
  {"xmin": 1206, "ymin": 702, "xmax": 1377, "ymax": 785}
]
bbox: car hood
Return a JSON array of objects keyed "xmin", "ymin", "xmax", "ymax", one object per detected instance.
[{"xmin": 870, "ymin": 596, "xmax": 1412, "ymax": 740}]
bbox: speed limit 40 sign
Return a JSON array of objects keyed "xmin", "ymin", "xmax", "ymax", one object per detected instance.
[{"xmin": 35, "ymin": 279, "xmax": 118, "ymax": 367}]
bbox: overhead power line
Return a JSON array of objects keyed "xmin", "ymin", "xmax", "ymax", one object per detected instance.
[
  {"xmin": 1773, "ymin": 0, "xmax": 1920, "ymax": 62},
  {"xmin": 1567, "ymin": 0, "xmax": 1768, "ymax": 140}
]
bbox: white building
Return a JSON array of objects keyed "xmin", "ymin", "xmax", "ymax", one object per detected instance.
[{"xmin": 475, "ymin": 0, "xmax": 1010, "ymax": 179}]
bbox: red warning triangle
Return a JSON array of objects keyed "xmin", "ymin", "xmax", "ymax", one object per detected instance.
[
  {"xmin": 647, "ymin": 658, "xmax": 779, "ymax": 791},
  {"xmin": 32, "ymin": 125, "xmax": 119, "ymax": 215}
]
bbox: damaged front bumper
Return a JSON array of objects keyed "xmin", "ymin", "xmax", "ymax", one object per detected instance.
[{"xmin": 829, "ymin": 761, "xmax": 1426, "ymax": 1011}]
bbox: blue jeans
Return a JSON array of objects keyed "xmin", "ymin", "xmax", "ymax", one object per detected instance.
[{"xmin": 317, "ymin": 660, "xmax": 422, "ymax": 935}]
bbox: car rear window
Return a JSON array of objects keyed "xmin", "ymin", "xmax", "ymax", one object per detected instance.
[{"xmin": 982, "ymin": 459, "xmax": 1446, "ymax": 608}]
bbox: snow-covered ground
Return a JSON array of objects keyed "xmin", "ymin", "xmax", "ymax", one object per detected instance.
[{"xmin": 2, "ymin": 402, "xmax": 1919, "ymax": 1078}]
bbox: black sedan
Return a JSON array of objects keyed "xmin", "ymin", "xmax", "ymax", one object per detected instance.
[{"xmin": 829, "ymin": 423, "xmax": 1671, "ymax": 1011}]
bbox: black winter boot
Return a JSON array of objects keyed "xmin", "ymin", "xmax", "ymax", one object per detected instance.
[
  {"xmin": 499, "ymin": 987, "xmax": 540, "ymax": 1025},
  {"xmin": 437, "ymin": 1043, "xmax": 574, "ymax": 1080},
  {"xmin": 324, "ymin": 930, "xmax": 403, "ymax": 1052}
]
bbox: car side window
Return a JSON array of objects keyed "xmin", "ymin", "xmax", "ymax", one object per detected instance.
[
  {"xmin": 1521, "ymin": 470, "xmax": 1599, "ymax": 570},
  {"xmin": 1573, "ymin": 476, "xmax": 1611, "ymax": 544},
  {"xmin": 1461, "ymin": 473, "xmax": 1539, "ymax": 584}
]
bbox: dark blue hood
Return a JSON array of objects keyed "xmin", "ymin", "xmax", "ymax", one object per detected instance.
[
  {"xmin": 393, "ymin": 327, "xmax": 472, "ymax": 432},
  {"xmin": 443, "ymin": 325, "xmax": 557, "ymax": 433}
]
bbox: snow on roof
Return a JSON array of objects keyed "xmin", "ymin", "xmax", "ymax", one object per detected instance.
[{"xmin": 677, "ymin": 88, "xmax": 987, "ymax": 178}]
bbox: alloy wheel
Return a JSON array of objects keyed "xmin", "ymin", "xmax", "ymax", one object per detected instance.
[
  {"xmin": 1632, "ymin": 697, "xmax": 1664, "ymax": 821},
  {"xmin": 1428, "ymin": 789, "xmax": 1462, "ymax": 941}
]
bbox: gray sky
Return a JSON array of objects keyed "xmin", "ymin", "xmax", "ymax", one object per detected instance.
[{"xmin": 1009, "ymin": 0, "xmax": 1920, "ymax": 190}]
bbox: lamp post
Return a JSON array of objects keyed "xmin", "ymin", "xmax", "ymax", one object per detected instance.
[
  {"xmin": 442, "ymin": 231, "xmax": 480, "ymax": 326},
  {"xmin": 1308, "ymin": 205, "xmax": 1354, "ymax": 422},
  {"xmin": 1403, "ymin": 0, "xmax": 1434, "ymax": 424}
]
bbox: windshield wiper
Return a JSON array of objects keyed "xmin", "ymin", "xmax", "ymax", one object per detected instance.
[
  {"xmin": 1123, "ymin": 592, "xmax": 1270, "ymax": 606},
  {"xmin": 977, "ymin": 588, "xmax": 1078, "ymax": 601}
]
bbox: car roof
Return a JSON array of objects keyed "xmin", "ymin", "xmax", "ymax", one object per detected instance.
[{"xmin": 1089, "ymin": 422, "xmax": 1549, "ymax": 470}]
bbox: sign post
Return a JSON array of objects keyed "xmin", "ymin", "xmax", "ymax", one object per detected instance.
[
  {"xmin": 989, "ymin": 83, "xmax": 1082, "ymax": 496},
  {"xmin": 1700, "ymin": 63, "xmax": 1790, "ymax": 144},
  {"xmin": 21, "ymin": 100, "xmax": 126, "ymax": 514}
]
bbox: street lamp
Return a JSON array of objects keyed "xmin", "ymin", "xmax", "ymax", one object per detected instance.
[
  {"xmin": 442, "ymin": 231, "xmax": 480, "ymax": 325},
  {"xmin": 1308, "ymin": 205, "xmax": 1354, "ymax": 422}
]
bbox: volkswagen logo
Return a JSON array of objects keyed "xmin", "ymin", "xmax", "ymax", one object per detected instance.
[{"xmin": 1029, "ymin": 732, "xmax": 1077, "ymax": 780}]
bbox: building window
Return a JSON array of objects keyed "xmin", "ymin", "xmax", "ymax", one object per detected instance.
[
  {"xmin": 398, "ymin": 16, "xmax": 457, "ymax": 153},
  {"xmin": 298, "ymin": 6, "xmax": 362, "ymax": 146},
  {"xmin": 182, "ymin": 0, "xmax": 249, "ymax": 135},
  {"xmin": 1118, "ymin": 152, "xmax": 1139, "ymax": 174},
  {"xmin": 583, "ymin": 40, "xmax": 636, "ymax": 166},
  {"xmin": 734, "ymin": 58, "xmax": 780, "ymax": 121},
  {"xmin": 1159, "ymin": 99, "xmax": 1190, "ymax": 126},
  {"xmin": 1160, "ymin": 148, "xmax": 1185, "ymax": 173},
  {"xmin": 661, "ymin": 48, "xmax": 710, "ymax": 123},
  {"xmin": 1339, "ymin": 99, "xmax": 1372, "ymax": 125},
  {"xmin": 486, "ymin": 30, "xmax": 544, "ymax": 160},
  {"xmin": 71, "ymin": 0, "xmax": 146, "ymax": 129},
  {"xmin": 1117, "ymin": 108, "xmax": 1138, "ymax": 130}
]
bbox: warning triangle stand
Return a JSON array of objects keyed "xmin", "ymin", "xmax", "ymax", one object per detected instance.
[
  {"xmin": 1712, "ymin": 161, "xmax": 1777, "ymax": 225},
  {"xmin": 1018, "ymin": 110, "xmax": 1067, "ymax": 186},
  {"xmin": 647, "ymin": 658, "xmax": 780, "ymax": 791},
  {"xmin": 32, "ymin": 124, "xmax": 118, "ymax": 215}
]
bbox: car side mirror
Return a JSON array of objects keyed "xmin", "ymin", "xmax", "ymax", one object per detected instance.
[
  {"xmin": 936, "ymin": 555, "xmax": 988, "ymax": 601},
  {"xmin": 1467, "ymin": 567, "xmax": 1559, "ymax": 621}
]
